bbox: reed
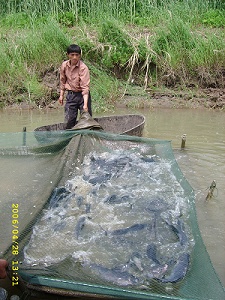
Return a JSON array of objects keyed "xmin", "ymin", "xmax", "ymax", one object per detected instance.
[
  {"xmin": 151, "ymin": 15, "xmax": 225, "ymax": 83},
  {"xmin": 0, "ymin": 0, "xmax": 224, "ymax": 107},
  {"xmin": 0, "ymin": 0, "xmax": 224, "ymax": 23}
]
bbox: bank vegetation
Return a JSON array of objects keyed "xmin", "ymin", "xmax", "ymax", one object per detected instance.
[{"xmin": 0, "ymin": 0, "xmax": 224, "ymax": 110}]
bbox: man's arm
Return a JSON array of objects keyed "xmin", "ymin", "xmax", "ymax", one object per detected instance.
[
  {"xmin": 80, "ymin": 63, "xmax": 90, "ymax": 111},
  {"xmin": 59, "ymin": 63, "xmax": 66, "ymax": 105},
  {"xmin": 82, "ymin": 93, "xmax": 88, "ymax": 112}
]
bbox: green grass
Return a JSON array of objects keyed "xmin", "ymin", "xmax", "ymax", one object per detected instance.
[
  {"xmin": 1, "ymin": 0, "xmax": 224, "ymax": 24},
  {"xmin": 0, "ymin": 0, "xmax": 224, "ymax": 107},
  {"xmin": 89, "ymin": 64, "xmax": 120, "ymax": 113},
  {"xmin": 0, "ymin": 19, "xmax": 70, "ymax": 105},
  {"xmin": 0, "ymin": 19, "xmax": 120, "ymax": 108}
]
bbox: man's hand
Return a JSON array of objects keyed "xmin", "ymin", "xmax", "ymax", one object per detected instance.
[
  {"xmin": 0, "ymin": 259, "xmax": 8, "ymax": 279},
  {"xmin": 83, "ymin": 105, "xmax": 88, "ymax": 112},
  {"xmin": 58, "ymin": 96, "xmax": 64, "ymax": 106},
  {"xmin": 59, "ymin": 90, "xmax": 65, "ymax": 106}
]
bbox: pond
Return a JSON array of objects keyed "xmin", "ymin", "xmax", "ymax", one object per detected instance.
[{"xmin": 0, "ymin": 106, "xmax": 224, "ymax": 298}]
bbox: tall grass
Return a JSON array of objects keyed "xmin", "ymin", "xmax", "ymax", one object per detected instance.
[
  {"xmin": 0, "ymin": 18, "xmax": 119, "ymax": 108},
  {"xmin": 0, "ymin": 0, "xmax": 224, "ymax": 24},
  {"xmin": 0, "ymin": 0, "xmax": 224, "ymax": 107},
  {"xmin": 0, "ymin": 20, "xmax": 69, "ymax": 104},
  {"xmin": 151, "ymin": 17, "xmax": 225, "ymax": 86},
  {"xmin": 89, "ymin": 64, "xmax": 120, "ymax": 112}
]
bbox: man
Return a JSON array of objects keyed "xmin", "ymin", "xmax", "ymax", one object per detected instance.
[{"xmin": 59, "ymin": 44, "xmax": 92, "ymax": 129}]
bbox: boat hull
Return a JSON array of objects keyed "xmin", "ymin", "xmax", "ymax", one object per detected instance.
[
  {"xmin": 34, "ymin": 114, "xmax": 145, "ymax": 136},
  {"xmin": 33, "ymin": 114, "xmax": 145, "ymax": 145}
]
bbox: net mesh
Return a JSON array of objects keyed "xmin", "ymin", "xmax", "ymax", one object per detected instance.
[{"xmin": 1, "ymin": 130, "xmax": 224, "ymax": 300}]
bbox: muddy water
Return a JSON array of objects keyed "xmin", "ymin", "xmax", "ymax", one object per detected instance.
[{"xmin": 0, "ymin": 107, "xmax": 224, "ymax": 298}]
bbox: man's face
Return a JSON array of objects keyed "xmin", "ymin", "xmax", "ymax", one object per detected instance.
[{"xmin": 67, "ymin": 52, "xmax": 81, "ymax": 64}]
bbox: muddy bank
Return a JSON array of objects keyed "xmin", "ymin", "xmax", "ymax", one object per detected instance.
[
  {"xmin": 117, "ymin": 87, "xmax": 225, "ymax": 110},
  {"xmin": 2, "ymin": 65, "xmax": 225, "ymax": 111},
  {"xmin": 3, "ymin": 87, "xmax": 225, "ymax": 111},
  {"xmin": 3, "ymin": 66, "xmax": 225, "ymax": 111}
]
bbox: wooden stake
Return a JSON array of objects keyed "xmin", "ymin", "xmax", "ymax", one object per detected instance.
[
  {"xmin": 181, "ymin": 134, "xmax": 186, "ymax": 149},
  {"xmin": 23, "ymin": 127, "xmax": 27, "ymax": 146}
]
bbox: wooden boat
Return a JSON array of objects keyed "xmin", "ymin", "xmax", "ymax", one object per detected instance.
[
  {"xmin": 34, "ymin": 114, "xmax": 145, "ymax": 136},
  {"xmin": 33, "ymin": 114, "xmax": 145, "ymax": 146}
]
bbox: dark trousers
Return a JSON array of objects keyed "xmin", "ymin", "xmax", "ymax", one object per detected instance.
[{"xmin": 65, "ymin": 91, "xmax": 92, "ymax": 129}]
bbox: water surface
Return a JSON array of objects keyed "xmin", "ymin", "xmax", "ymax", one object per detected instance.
[{"xmin": 0, "ymin": 107, "xmax": 224, "ymax": 297}]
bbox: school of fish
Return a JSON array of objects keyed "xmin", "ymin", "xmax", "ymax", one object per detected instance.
[{"xmin": 23, "ymin": 149, "xmax": 195, "ymax": 288}]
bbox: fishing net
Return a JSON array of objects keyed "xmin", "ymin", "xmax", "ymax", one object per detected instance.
[{"xmin": 1, "ymin": 130, "xmax": 224, "ymax": 300}]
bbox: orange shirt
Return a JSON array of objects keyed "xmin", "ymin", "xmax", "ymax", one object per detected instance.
[{"xmin": 60, "ymin": 60, "xmax": 90, "ymax": 96}]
